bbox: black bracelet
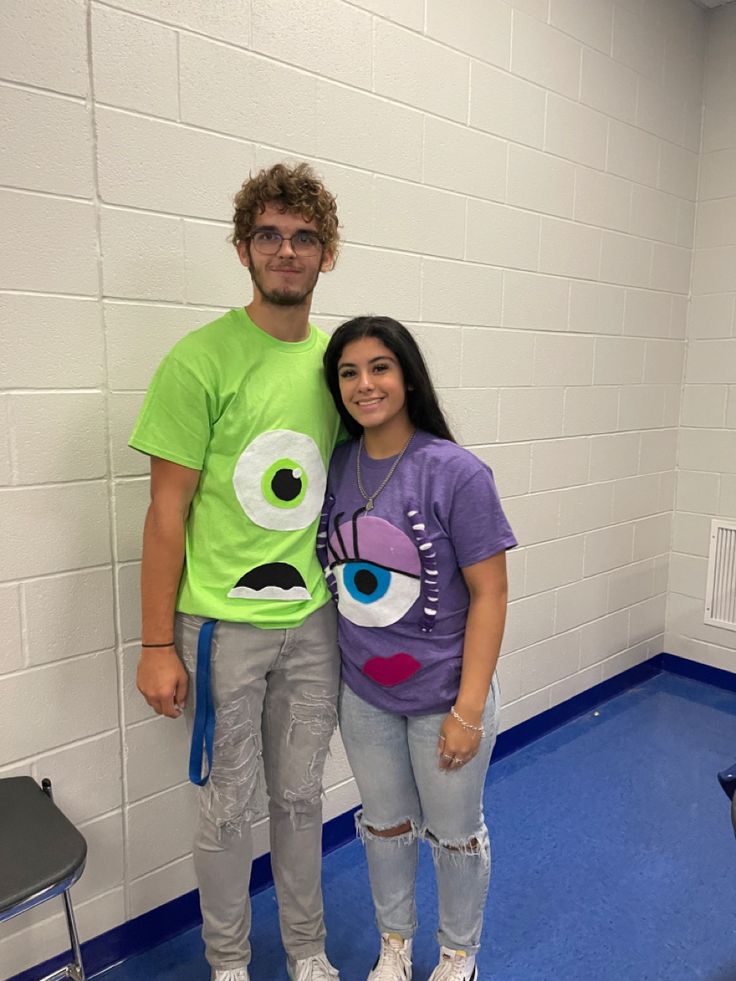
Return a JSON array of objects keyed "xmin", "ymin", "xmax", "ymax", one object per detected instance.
[{"xmin": 141, "ymin": 641, "xmax": 176, "ymax": 648}]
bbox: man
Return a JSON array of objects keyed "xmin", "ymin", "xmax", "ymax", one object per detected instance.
[{"xmin": 130, "ymin": 163, "xmax": 343, "ymax": 981}]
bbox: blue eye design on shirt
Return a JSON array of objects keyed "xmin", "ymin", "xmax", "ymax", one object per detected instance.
[{"xmin": 323, "ymin": 508, "xmax": 426, "ymax": 628}]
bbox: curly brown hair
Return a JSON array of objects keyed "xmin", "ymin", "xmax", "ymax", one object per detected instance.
[{"xmin": 231, "ymin": 162, "xmax": 340, "ymax": 261}]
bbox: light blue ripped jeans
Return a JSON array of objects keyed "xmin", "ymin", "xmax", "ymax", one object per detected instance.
[{"xmin": 338, "ymin": 676, "xmax": 500, "ymax": 954}]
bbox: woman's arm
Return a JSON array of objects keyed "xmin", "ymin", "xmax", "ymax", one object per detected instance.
[{"xmin": 437, "ymin": 550, "xmax": 509, "ymax": 770}]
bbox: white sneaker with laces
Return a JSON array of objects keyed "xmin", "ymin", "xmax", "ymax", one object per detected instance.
[
  {"xmin": 427, "ymin": 946, "xmax": 478, "ymax": 981},
  {"xmin": 287, "ymin": 951, "xmax": 340, "ymax": 980},
  {"xmin": 367, "ymin": 932, "xmax": 413, "ymax": 980},
  {"xmin": 212, "ymin": 969, "xmax": 249, "ymax": 981}
]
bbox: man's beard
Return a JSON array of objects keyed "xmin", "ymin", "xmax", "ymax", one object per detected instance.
[{"xmin": 249, "ymin": 263, "xmax": 319, "ymax": 307}]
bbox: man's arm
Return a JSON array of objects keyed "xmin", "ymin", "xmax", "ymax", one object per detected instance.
[{"xmin": 136, "ymin": 456, "xmax": 201, "ymax": 719}]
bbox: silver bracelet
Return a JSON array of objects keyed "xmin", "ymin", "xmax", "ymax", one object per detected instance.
[{"xmin": 450, "ymin": 705, "xmax": 485, "ymax": 737}]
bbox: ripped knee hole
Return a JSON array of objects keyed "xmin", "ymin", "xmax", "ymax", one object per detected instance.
[
  {"xmin": 367, "ymin": 820, "xmax": 413, "ymax": 838},
  {"xmin": 425, "ymin": 829, "xmax": 481, "ymax": 852}
]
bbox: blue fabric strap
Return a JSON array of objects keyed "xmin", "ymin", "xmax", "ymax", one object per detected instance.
[{"xmin": 188, "ymin": 619, "xmax": 218, "ymax": 786}]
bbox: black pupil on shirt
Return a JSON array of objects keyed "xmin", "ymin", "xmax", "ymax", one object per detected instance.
[
  {"xmin": 354, "ymin": 569, "xmax": 378, "ymax": 596},
  {"xmin": 271, "ymin": 468, "xmax": 302, "ymax": 502}
]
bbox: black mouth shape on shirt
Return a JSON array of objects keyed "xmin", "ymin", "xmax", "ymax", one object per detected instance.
[{"xmin": 233, "ymin": 563, "xmax": 307, "ymax": 592}]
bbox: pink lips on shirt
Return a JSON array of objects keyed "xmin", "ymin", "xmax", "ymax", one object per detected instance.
[{"xmin": 362, "ymin": 652, "xmax": 421, "ymax": 686}]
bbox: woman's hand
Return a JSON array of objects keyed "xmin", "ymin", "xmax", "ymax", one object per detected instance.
[{"xmin": 437, "ymin": 712, "xmax": 482, "ymax": 771}]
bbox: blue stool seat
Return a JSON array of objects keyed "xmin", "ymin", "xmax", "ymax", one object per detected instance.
[{"xmin": 0, "ymin": 777, "xmax": 88, "ymax": 980}]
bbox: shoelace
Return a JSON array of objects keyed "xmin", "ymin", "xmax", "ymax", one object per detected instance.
[
  {"xmin": 214, "ymin": 971, "xmax": 249, "ymax": 981},
  {"xmin": 292, "ymin": 952, "xmax": 339, "ymax": 981},
  {"xmin": 430, "ymin": 951, "xmax": 476, "ymax": 981},
  {"xmin": 370, "ymin": 935, "xmax": 411, "ymax": 980}
]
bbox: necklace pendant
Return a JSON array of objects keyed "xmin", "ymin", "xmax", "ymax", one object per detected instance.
[{"xmin": 365, "ymin": 499, "xmax": 374, "ymax": 512}]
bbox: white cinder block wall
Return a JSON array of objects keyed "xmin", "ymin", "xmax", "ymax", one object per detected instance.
[
  {"xmin": 665, "ymin": 3, "xmax": 736, "ymax": 671},
  {"xmin": 0, "ymin": 0, "xmax": 721, "ymax": 974}
]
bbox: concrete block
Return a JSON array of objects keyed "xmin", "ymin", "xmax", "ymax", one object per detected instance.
[
  {"xmin": 643, "ymin": 340, "xmax": 685, "ymax": 385},
  {"xmin": 96, "ymin": 107, "xmax": 256, "ymax": 220},
  {"xmin": 104, "ymin": 301, "xmax": 220, "ymax": 391},
  {"xmin": 503, "ymin": 270, "xmax": 569, "ymax": 332},
  {"xmin": 424, "ymin": 116, "xmax": 506, "ymax": 202},
  {"xmin": 469, "ymin": 63, "xmax": 545, "ymax": 149},
  {"xmin": 91, "ymin": 5, "xmax": 178, "ymax": 119},
  {"xmin": 594, "ymin": 336, "xmax": 645, "ymax": 385},
  {"xmin": 676, "ymin": 471, "xmax": 720, "ymax": 515},
  {"xmin": 126, "ymin": 781, "xmax": 198, "ymax": 879},
  {"xmin": 607, "ymin": 120, "xmax": 660, "ymax": 188},
  {"xmin": 600, "ymin": 231, "xmax": 652, "ymax": 288},
  {"xmin": 677, "ymin": 200, "xmax": 696, "ymax": 250},
  {"xmin": 630, "ymin": 186, "xmax": 680, "ymax": 245},
  {"xmin": 569, "ymin": 281, "xmax": 625, "ymax": 335},
  {"xmin": 557, "ymin": 482, "xmax": 614, "ymax": 536},
  {"xmin": 129, "ymin": 855, "xmax": 197, "ymax": 920},
  {"xmin": 511, "ymin": 10, "xmax": 581, "ymax": 100},
  {"xmin": 612, "ymin": 473, "xmax": 662, "ymax": 522},
  {"xmin": 685, "ymin": 340, "xmax": 736, "ymax": 385},
  {"xmin": 579, "ymin": 609, "xmax": 630, "ymax": 668},
  {"xmin": 347, "ymin": 0, "xmax": 423, "ymax": 29},
  {"xmin": 73, "ymin": 812, "xmax": 124, "ymax": 905},
  {"xmin": 549, "ymin": 0, "xmax": 613, "ymax": 53},
  {"xmin": 462, "ymin": 329, "xmax": 534, "ymax": 388},
  {"xmin": 533, "ymin": 333, "xmax": 595, "ymax": 386},
  {"xmin": 691, "ymin": 247, "xmax": 736, "ymax": 296},
  {"xmin": 650, "ymin": 243, "xmax": 691, "ymax": 294},
  {"xmin": 410, "ymin": 324, "xmax": 462, "ymax": 388},
  {"xmin": 438, "ymin": 388, "xmax": 498, "ymax": 446},
  {"xmin": 103, "ymin": 0, "xmax": 249, "ymax": 44},
  {"xmin": 0, "ymin": 650, "xmax": 118, "ymax": 762},
  {"xmin": 8, "ymin": 393, "xmax": 107, "ymax": 485},
  {"xmin": 633, "ymin": 512, "xmax": 672, "ymax": 562},
  {"xmin": 639, "ymin": 428, "xmax": 678, "ymax": 474},
  {"xmin": 113, "ymin": 478, "xmax": 149, "ymax": 564},
  {"xmin": 678, "ymin": 429, "xmax": 736, "ymax": 475},
  {"xmin": 659, "ymin": 142, "xmax": 700, "ymax": 201},
  {"xmin": 618, "ymin": 385, "xmax": 665, "ymax": 431},
  {"xmin": 671, "ymin": 511, "xmax": 712, "ymax": 558},
  {"xmin": 583, "ymin": 523, "xmax": 633, "ymax": 576},
  {"xmin": 373, "ymin": 178, "xmax": 466, "ymax": 260},
  {"xmin": 531, "ymin": 437, "xmax": 590, "ymax": 492},
  {"xmin": 581, "ymin": 49, "xmax": 638, "ymax": 124},
  {"xmin": 563, "ymin": 386, "xmax": 619, "ymax": 437},
  {"xmin": 0, "ymin": 483, "xmax": 110, "ymax": 580},
  {"xmin": 426, "ymin": 0, "xmax": 511, "ymax": 67},
  {"xmin": 608, "ymin": 558, "xmax": 654, "ymax": 612},
  {"xmin": 0, "ymin": 86, "xmax": 93, "ymax": 198},
  {"xmin": 668, "ymin": 552, "xmax": 708, "ymax": 601},
  {"xmin": 544, "ymin": 95, "xmax": 608, "ymax": 171},
  {"xmin": 507, "ymin": 145, "xmax": 575, "ymax": 218},
  {"xmin": 32, "ymin": 732, "xmax": 122, "ymax": 826},
  {"xmin": 0, "ymin": 397, "xmax": 11, "ymax": 487},
  {"xmin": 126, "ymin": 716, "xmax": 190, "ymax": 802},
  {"xmin": 0, "ymin": 190, "xmax": 97, "ymax": 295},
  {"xmin": 521, "ymin": 631, "xmax": 581, "ymax": 691},
  {"xmin": 0, "ymin": 584, "xmax": 23, "ymax": 675},
  {"xmin": 314, "ymin": 244, "xmax": 421, "ymax": 322},
  {"xmin": 473, "ymin": 442, "xmax": 531, "ymax": 498},
  {"xmin": 252, "ymin": 0, "xmax": 372, "ymax": 88},
  {"xmin": 312, "ymin": 81, "xmax": 423, "ymax": 182},
  {"xmin": 696, "ymin": 198, "xmax": 736, "ymax": 250},
  {"xmin": 0, "ymin": 295, "xmax": 103, "ymax": 389},
  {"xmin": 0, "ymin": 0, "xmax": 87, "ymax": 96},
  {"xmin": 374, "ymin": 20, "xmax": 468, "ymax": 122},
  {"xmin": 182, "ymin": 220, "xmax": 246, "ymax": 309},
  {"xmin": 612, "ymin": 3, "xmax": 664, "ymax": 80},
  {"xmin": 498, "ymin": 388, "xmax": 565, "ymax": 442},
  {"xmin": 502, "ymin": 489, "xmax": 560, "ymax": 545},
  {"xmin": 503, "ymin": 590, "xmax": 556, "ymax": 653},
  {"xmin": 624, "ymin": 289, "xmax": 672, "ymax": 339},
  {"xmin": 101, "ymin": 208, "xmax": 185, "ymax": 302},
  {"xmin": 118, "ymin": 561, "xmax": 141, "ymax": 644},
  {"xmin": 421, "ymin": 257, "xmax": 502, "ymax": 327},
  {"xmin": 110, "ymin": 392, "xmax": 147, "ymax": 478},
  {"xmin": 555, "ymin": 572, "xmax": 609, "ymax": 633},
  {"xmin": 573, "ymin": 166, "xmax": 631, "ymax": 233},
  {"xmin": 637, "ymin": 79, "xmax": 687, "ymax": 146},
  {"xmin": 180, "ymin": 34, "xmax": 317, "ymax": 154},
  {"xmin": 466, "ymin": 200, "xmax": 539, "ymax": 272},
  {"xmin": 538, "ymin": 217, "xmax": 601, "ymax": 280},
  {"xmin": 588, "ymin": 433, "xmax": 639, "ymax": 481},
  {"xmin": 23, "ymin": 568, "xmax": 115, "ymax": 666}
]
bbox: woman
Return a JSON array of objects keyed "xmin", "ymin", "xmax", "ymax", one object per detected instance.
[{"xmin": 320, "ymin": 317, "xmax": 516, "ymax": 981}]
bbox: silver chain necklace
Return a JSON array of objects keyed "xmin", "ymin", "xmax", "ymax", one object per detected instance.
[{"xmin": 356, "ymin": 430, "xmax": 416, "ymax": 512}]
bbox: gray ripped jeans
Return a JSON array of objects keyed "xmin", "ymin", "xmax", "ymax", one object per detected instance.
[{"xmin": 175, "ymin": 602, "xmax": 339, "ymax": 972}]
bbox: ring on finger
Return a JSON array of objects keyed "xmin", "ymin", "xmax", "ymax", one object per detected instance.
[
  {"xmin": 451, "ymin": 757, "xmax": 465, "ymax": 767},
  {"xmin": 441, "ymin": 753, "xmax": 455, "ymax": 761}
]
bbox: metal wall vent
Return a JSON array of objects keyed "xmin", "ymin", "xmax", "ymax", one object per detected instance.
[{"xmin": 705, "ymin": 519, "xmax": 736, "ymax": 631}]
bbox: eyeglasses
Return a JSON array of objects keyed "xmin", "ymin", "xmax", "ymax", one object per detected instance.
[{"xmin": 248, "ymin": 229, "xmax": 324, "ymax": 256}]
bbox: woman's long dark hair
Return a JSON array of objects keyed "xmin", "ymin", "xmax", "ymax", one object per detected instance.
[{"xmin": 323, "ymin": 316, "xmax": 455, "ymax": 442}]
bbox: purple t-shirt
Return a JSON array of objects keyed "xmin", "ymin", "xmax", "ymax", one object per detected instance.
[{"xmin": 320, "ymin": 430, "xmax": 517, "ymax": 715}]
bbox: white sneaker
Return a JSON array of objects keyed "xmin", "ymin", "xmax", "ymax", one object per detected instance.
[
  {"xmin": 367, "ymin": 932, "xmax": 413, "ymax": 980},
  {"xmin": 287, "ymin": 951, "xmax": 340, "ymax": 980},
  {"xmin": 213, "ymin": 969, "xmax": 249, "ymax": 981},
  {"xmin": 427, "ymin": 946, "xmax": 478, "ymax": 981}
]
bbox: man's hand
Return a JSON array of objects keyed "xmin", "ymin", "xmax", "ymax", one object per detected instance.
[{"xmin": 137, "ymin": 647, "xmax": 189, "ymax": 718}]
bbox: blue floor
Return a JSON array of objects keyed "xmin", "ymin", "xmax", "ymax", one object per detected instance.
[{"xmin": 100, "ymin": 673, "xmax": 736, "ymax": 980}]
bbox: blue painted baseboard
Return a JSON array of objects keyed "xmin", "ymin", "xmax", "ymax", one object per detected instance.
[{"xmin": 9, "ymin": 651, "xmax": 733, "ymax": 981}]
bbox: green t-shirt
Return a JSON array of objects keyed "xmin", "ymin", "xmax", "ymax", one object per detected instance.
[{"xmin": 129, "ymin": 308, "xmax": 341, "ymax": 628}]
